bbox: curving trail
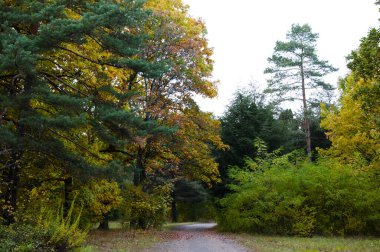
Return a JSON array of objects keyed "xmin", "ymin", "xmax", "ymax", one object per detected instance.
[{"xmin": 142, "ymin": 223, "xmax": 248, "ymax": 252}]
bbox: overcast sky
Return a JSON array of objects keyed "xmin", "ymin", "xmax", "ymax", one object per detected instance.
[{"xmin": 183, "ymin": 0, "xmax": 379, "ymax": 116}]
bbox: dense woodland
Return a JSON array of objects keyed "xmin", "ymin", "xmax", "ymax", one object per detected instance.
[{"xmin": 0, "ymin": 0, "xmax": 379, "ymax": 251}]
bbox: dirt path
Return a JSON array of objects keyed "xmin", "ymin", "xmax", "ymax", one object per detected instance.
[{"xmin": 142, "ymin": 223, "xmax": 248, "ymax": 252}]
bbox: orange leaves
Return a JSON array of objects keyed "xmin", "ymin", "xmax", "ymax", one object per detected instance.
[
  {"xmin": 142, "ymin": 0, "xmax": 217, "ymax": 107},
  {"xmin": 162, "ymin": 108, "xmax": 226, "ymax": 184}
]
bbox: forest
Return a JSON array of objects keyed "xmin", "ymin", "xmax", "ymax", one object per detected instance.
[{"xmin": 0, "ymin": 0, "xmax": 379, "ymax": 251}]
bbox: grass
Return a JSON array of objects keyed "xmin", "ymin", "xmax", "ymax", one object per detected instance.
[
  {"xmin": 82, "ymin": 221, "xmax": 181, "ymax": 252},
  {"xmin": 232, "ymin": 234, "xmax": 380, "ymax": 252},
  {"xmin": 82, "ymin": 229, "xmax": 166, "ymax": 252}
]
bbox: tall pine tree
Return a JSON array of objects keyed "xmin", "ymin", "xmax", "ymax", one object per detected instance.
[{"xmin": 264, "ymin": 24, "xmax": 337, "ymax": 159}]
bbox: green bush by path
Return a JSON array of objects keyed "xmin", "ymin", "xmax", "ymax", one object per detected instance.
[
  {"xmin": 218, "ymin": 151, "xmax": 380, "ymax": 236},
  {"xmin": 122, "ymin": 183, "xmax": 172, "ymax": 229},
  {"xmin": 0, "ymin": 201, "xmax": 86, "ymax": 251}
]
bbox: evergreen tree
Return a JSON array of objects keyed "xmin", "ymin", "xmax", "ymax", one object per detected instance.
[
  {"xmin": 270, "ymin": 109, "xmax": 305, "ymax": 152},
  {"xmin": 219, "ymin": 91, "xmax": 271, "ymax": 169},
  {"xmin": 216, "ymin": 90, "xmax": 280, "ymax": 195},
  {"xmin": 0, "ymin": 0, "xmax": 164, "ymax": 224},
  {"xmin": 264, "ymin": 24, "xmax": 337, "ymax": 160}
]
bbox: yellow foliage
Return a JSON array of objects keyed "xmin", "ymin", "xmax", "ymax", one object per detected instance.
[
  {"xmin": 123, "ymin": 183, "xmax": 172, "ymax": 228},
  {"xmin": 165, "ymin": 108, "xmax": 227, "ymax": 184},
  {"xmin": 320, "ymin": 75, "xmax": 379, "ymax": 169},
  {"xmin": 87, "ymin": 180, "xmax": 122, "ymax": 219}
]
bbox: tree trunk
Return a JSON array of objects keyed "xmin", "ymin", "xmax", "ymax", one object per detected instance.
[
  {"xmin": 133, "ymin": 147, "xmax": 146, "ymax": 186},
  {"xmin": 300, "ymin": 58, "xmax": 312, "ymax": 161},
  {"xmin": 2, "ymin": 74, "xmax": 34, "ymax": 225},
  {"xmin": 133, "ymin": 77, "xmax": 149, "ymax": 187},
  {"xmin": 98, "ymin": 214, "xmax": 110, "ymax": 230},
  {"xmin": 2, "ymin": 152, "xmax": 21, "ymax": 225},
  {"xmin": 63, "ymin": 177, "xmax": 73, "ymax": 218},
  {"xmin": 171, "ymin": 192, "xmax": 178, "ymax": 223}
]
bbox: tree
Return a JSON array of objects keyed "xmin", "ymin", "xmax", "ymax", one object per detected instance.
[
  {"xmin": 219, "ymin": 91, "xmax": 271, "ymax": 168},
  {"xmin": 122, "ymin": 0, "xmax": 220, "ymax": 189},
  {"xmin": 271, "ymin": 109, "xmax": 305, "ymax": 152},
  {"xmin": 0, "ymin": 0, "xmax": 163, "ymax": 224},
  {"xmin": 264, "ymin": 24, "xmax": 337, "ymax": 159},
  {"xmin": 216, "ymin": 88, "xmax": 302, "ymax": 195},
  {"xmin": 321, "ymin": 28, "xmax": 380, "ymax": 169}
]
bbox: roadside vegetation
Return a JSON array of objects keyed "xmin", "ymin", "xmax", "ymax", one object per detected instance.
[
  {"xmin": 1, "ymin": 0, "xmax": 379, "ymax": 251},
  {"xmin": 216, "ymin": 18, "xmax": 380, "ymax": 238},
  {"xmin": 233, "ymin": 235, "xmax": 380, "ymax": 252}
]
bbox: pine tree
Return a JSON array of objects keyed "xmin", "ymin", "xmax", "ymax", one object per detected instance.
[
  {"xmin": 264, "ymin": 24, "xmax": 337, "ymax": 159},
  {"xmin": 0, "ymin": 0, "xmax": 165, "ymax": 224}
]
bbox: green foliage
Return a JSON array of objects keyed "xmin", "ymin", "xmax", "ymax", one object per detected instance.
[
  {"xmin": 0, "ymin": 224, "xmax": 53, "ymax": 252},
  {"xmin": 217, "ymin": 90, "xmax": 299, "ymax": 186},
  {"xmin": 0, "ymin": 0, "xmax": 161, "ymax": 224},
  {"xmin": 219, "ymin": 17, "xmax": 380, "ymax": 238},
  {"xmin": 82, "ymin": 180, "xmax": 122, "ymax": 224},
  {"xmin": 0, "ymin": 0, "xmax": 220, "ymax": 233},
  {"xmin": 177, "ymin": 201, "xmax": 217, "ymax": 222},
  {"xmin": 264, "ymin": 23, "xmax": 337, "ymax": 157},
  {"xmin": 264, "ymin": 23, "xmax": 337, "ymax": 104},
  {"xmin": 43, "ymin": 201, "xmax": 87, "ymax": 250},
  {"xmin": 0, "ymin": 200, "xmax": 86, "ymax": 251},
  {"xmin": 218, "ymin": 150, "xmax": 380, "ymax": 236},
  {"xmin": 173, "ymin": 179, "xmax": 216, "ymax": 222},
  {"xmin": 321, "ymin": 28, "xmax": 380, "ymax": 170},
  {"xmin": 123, "ymin": 183, "xmax": 172, "ymax": 229},
  {"xmin": 347, "ymin": 28, "xmax": 380, "ymax": 80},
  {"xmin": 173, "ymin": 179, "xmax": 208, "ymax": 204},
  {"xmin": 216, "ymin": 87, "xmax": 330, "ymax": 196}
]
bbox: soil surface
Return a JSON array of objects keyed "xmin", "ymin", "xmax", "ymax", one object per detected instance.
[{"xmin": 142, "ymin": 223, "xmax": 248, "ymax": 252}]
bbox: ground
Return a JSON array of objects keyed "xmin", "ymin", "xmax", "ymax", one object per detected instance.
[
  {"xmin": 84, "ymin": 222, "xmax": 380, "ymax": 252},
  {"xmin": 142, "ymin": 223, "xmax": 247, "ymax": 252}
]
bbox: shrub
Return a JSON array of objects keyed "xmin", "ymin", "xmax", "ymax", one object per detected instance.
[
  {"xmin": 80, "ymin": 179, "xmax": 123, "ymax": 227},
  {"xmin": 218, "ymin": 151, "xmax": 380, "ymax": 236},
  {"xmin": 0, "ymin": 200, "xmax": 87, "ymax": 251},
  {"xmin": 123, "ymin": 183, "xmax": 172, "ymax": 229}
]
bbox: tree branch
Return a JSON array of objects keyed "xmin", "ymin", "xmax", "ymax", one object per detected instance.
[
  {"xmin": 39, "ymin": 71, "xmax": 87, "ymax": 96},
  {"xmin": 48, "ymin": 128, "xmax": 107, "ymax": 161},
  {"xmin": 56, "ymin": 45, "xmax": 123, "ymax": 69},
  {"xmin": 100, "ymin": 145, "xmax": 134, "ymax": 157}
]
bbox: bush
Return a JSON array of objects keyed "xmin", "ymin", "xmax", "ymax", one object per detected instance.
[
  {"xmin": 0, "ymin": 201, "xmax": 87, "ymax": 251},
  {"xmin": 80, "ymin": 179, "xmax": 123, "ymax": 227},
  {"xmin": 123, "ymin": 183, "xmax": 172, "ymax": 229},
  {"xmin": 218, "ymin": 151, "xmax": 380, "ymax": 236}
]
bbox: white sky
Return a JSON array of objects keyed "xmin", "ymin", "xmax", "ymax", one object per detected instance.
[{"xmin": 183, "ymin": 0, "xmax": 379, "ymax": 116}]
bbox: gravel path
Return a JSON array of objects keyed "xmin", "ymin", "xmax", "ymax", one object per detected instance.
[{"xmin": 142, "ymin": 223, "xmax": 248, "ymax": 252}]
